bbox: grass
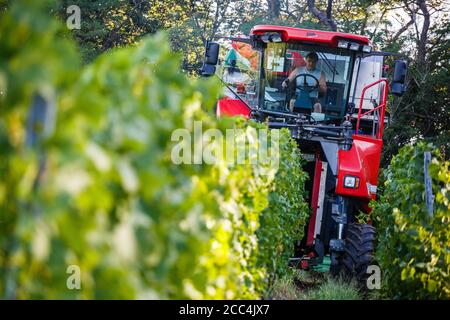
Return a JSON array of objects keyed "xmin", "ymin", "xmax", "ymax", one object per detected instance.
[
  {"xmin": 305, "ymin": 276, "xmax": 361, "ymax": 300},
  {"xmin": 270, "ymin": 276, "xmax": 301, "ymax": 300},
  {"xmin": 270, "ymin": 269, "xmax": 364, "ymax": 300}
]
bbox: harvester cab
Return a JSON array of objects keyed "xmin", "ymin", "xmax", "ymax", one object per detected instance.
[{"xmin": 201, "ymin": 25, "xmax": 408, "ymax": 279}]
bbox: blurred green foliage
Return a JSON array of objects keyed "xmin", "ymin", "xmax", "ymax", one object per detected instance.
[
  {"xmin": 0, "ymin": 0, "xmax": 308, "ymax": 299},
  {"xmin": 257, "ymin": 129, "xmax": 308, "ymax": 288},
  {"xmin": 372, "ymin": 142, "xmax": 450, "ymax": 299}
]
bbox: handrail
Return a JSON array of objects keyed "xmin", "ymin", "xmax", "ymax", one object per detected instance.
[{"xmin": 356, "ymin": 78, "xmax": 389, "ymax": 139}]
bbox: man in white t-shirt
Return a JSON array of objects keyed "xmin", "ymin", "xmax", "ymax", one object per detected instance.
[{"xmin": 282, "ymin": 52, "xmax": 327, "ymax": 112}]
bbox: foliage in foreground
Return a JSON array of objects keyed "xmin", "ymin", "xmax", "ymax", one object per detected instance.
[
  {"xmin": 372, "ymin": 142, "xmax": 450, "ymax": 299},
  {"xmin": 0, "ymin": 0, "xmax": 308, "ymax": 299}
]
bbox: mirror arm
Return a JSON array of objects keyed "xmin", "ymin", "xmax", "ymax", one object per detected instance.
[{"xmin": 214, "ymin": 74, "xmax": 256, "ymax": 112}]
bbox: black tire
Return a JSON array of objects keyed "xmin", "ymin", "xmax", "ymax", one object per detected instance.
[{"xmin": 340, "ymin": 223, "xmax": 376, "ymax": 284}]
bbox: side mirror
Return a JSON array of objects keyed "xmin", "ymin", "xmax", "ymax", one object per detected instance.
[
  {"xmin": 391, "ymin": 60, "xmax": 407, "ymax": 96},
  {"xmin": 200, "ymin": 41, "xmax": 220, "ymax": 76}
]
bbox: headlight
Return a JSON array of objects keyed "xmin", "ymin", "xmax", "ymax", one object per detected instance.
[
  {"xmin": 338, "ymin": 40, "xmax": 349, "ymax": 49},
  {"xmin": 270, "ymin": 34, "xmax": 282, "ymax": 42},
  {"xmin": 349, "ymin": 42, "xmax": 360, "ymax": 51},
  {"xmin": 261, "ymin": 33, "xmax": 282, "ymax": 43},
  {"xmin": 261, "ymin": 34, "xmax": 270, "ymax": 43},
  {"xmin": 344, "ymin": 175, "xmax": 360, "ymax": 188},
  {"xmin": 362, "ymin": 45, "xmax": 372, "ymax": 53}
]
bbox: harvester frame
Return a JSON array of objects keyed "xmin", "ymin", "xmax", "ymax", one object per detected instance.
[{"xmin": 201, "ymin": 25, "xmax": 407, "ymax": 280}]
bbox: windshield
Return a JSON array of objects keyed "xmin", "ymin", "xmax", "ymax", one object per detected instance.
[
  {"xmin": 262, "ymin": 42, "xmax": 354, "ymax": 121},
  {"xmin": 216, "ymin": 41, "xmax": 260, "ymax": 108}
]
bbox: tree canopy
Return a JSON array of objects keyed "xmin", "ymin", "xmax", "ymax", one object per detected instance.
[{"xmin": 7, "ymin": 0, "xmax": 450, "ymax": 161}]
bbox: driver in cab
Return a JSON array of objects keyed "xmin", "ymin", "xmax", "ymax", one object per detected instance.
[{"xmin": 281, "ymin": 52, "xmax": 327, "ymax": 113}]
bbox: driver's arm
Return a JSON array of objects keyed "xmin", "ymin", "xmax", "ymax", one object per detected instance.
[
  {"xmin": 319, "ymin": 71, "xmax": 327, "ymax": 94},
  {"xmin": 282, "ymin": 68, "xmax": 299, "ymax": 88}
]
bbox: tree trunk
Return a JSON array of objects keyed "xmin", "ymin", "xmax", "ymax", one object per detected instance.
[
  {"xmin": 267, "ymin": 0, "xmax": 281, "ymax": 20},
  {"xmin": 416, "ymin": 0, "xmax": 430, "ymax": 67},
  {"xmin": 326, "ymin": 0, "xmax": 332, "ymax": 20},
  {"xmin": 391, "ymin": 19, "xmax": 414, "ymax": 43},
  {"xmin": 307, "ymin": 0, "xmax": 337, "ymax": 31}
]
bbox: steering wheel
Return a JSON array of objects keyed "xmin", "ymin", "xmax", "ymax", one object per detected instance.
[{"xmin": 293, "ymin": 73, "xmax": 319, "ymax": 93}]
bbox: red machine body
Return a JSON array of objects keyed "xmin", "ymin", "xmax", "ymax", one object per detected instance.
[
  {"xmin": 216, "ymin": 98, "xmax": 251, "ymax": 118},
  {"xmin": 217, "ymin": 29, "xmax": 387, "ymax": 207},
  {"xmin": 206, "ymin": 24, "xmax": 405, "ymax": 272},
  {"xmin": 251, "ymin": 25, "xmax": 370, "ymax": 47}
]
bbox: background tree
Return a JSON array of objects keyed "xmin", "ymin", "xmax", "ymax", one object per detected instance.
[
  {"xmin": 23, "ymin": 0, "xmax": 450, "ymax": 163},
  {"xmin": 307, "ymin": 0, "xmax": 337, "ymax": 31},
  {"xmin": 52, "ymin": 0, "xmax": 189, "ymax": 62},
  {"xmin": 380, "ymin": 0, "xmax": 450, "ymax": 164}
]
